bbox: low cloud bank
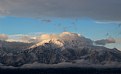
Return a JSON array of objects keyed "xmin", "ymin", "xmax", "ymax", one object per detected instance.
[
  {"xmin": 0, "ymin": 34, "xmax": 8, "ymax": 41},
  {"xmin": 95, "ymin": 38, "xmax": 116, "ymax": 45}
]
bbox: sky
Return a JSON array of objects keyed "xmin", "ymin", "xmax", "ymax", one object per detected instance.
[
  {"xmin": 0, "ymin": 0, "xmax": 121, "ymax": 50},
  {"xmin": 0, "ymin": 17, "xmax": 120, "ymax": 39}
]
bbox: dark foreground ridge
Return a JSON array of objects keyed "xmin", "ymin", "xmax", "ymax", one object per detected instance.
[{"xmin": 0, "ymin": 67, "xmax": 121, "ymax": 74}]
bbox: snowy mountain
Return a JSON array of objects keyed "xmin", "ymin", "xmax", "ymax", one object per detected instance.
[
  {"xmin": 27, "ymin": 40, "xmax": 121, "ymax": 65},
  {"xmin": 0, "ymin": 32, "xmax": 121, "ymax": 68},
  {"xmin": 29, "ymin": 39, "xmax": 64, "ymax": 50}
]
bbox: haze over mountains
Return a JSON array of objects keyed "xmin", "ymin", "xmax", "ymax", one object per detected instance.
[{"xmin": 0, "ymin": 32, "xmax": 121, "ymax": 68}]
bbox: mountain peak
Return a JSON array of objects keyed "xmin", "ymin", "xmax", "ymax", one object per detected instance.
[{"xmin": 29, "ymin": 39, "xmax": 64, "ymax": 49}]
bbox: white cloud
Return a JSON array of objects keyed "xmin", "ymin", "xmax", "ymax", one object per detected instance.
[
  {"xmin": 38, "ymin": 34, "xmax": 59, "ymax": 41},
  {"xmin": 35, "ymin": 32, "xmax": 93, "ymax": 49},
  {"xmin": 95, "ymin": 21, "xmax": 121, "ymax": 24},
  {"xmin": 7, "ymin": 34, "xmax": 37, "ymax": 43},
  {"xmin": 0, "ymin": 34, "xmax": 8, "ymax": 41}
]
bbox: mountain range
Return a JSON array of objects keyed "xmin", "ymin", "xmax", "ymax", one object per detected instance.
[{"xmin": 0, "ymin": 32, "xmax": 121, "ymax": 68}]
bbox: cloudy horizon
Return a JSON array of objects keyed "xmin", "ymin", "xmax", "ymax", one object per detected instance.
[{"xmin": 0, "ymin": 0, "xmax": 121, "ymax": 50}]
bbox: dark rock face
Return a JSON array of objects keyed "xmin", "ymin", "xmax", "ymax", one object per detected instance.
[
  {"xmin": 27, "ymin": 43, "xmax": 63, "ymax": 64},
  {"xmin": 25, "ymin": 45, "xmax": 121, "ymax": 66},
  {"xmin": 0, "ymin": 40, "xmax": 121, "ymax": 67}
]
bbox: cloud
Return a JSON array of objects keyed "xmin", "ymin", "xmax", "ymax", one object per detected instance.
[
  {"xmin": 95, "ymin": 38, "xmax": 116, "ymax": 45},
  {"xmin": 0, "ymin": 0, "xmax": 121, "ymax": 21},
  {"xmin": 0, "ymin": 34, "xmax": 8, "ymax": 41},
  {"xmin": 18, "ymin": 61, "xmax": 121, "ymax": 68},
  {"xmin": 37, "ymin": 32, "xmax": 81, "ymax": 41},
  {"xmin": 7, "ymin": 34, "xmax": 37, "ymax": 43},
  {"xmin": 20, "ymin": 62, "xmax": 86, "ymax": 68},
  {"xmin": 38, "ymin": 34, "xmax": 59, "ymax": 41},
  {"xmin": 60, "ymin": 32, "xmax": 92, "ymax": 43},
  {"xmin": 29, "ymin": 32, "xmax": 93, "ymax": 49},
  {"xmin": 115, "ymin": 38, "xmax": 121, "ymax": 43},
  {"xmin": 95, "ymin": 21, "xmax": 121, "ymax": 24},
  {"xmin": 5, "ymin": 32, "xmax": 120, "ymax": 48},
  {"xmin": 36, "ymin": 32, "xmax": 93, "ymax": 48},
  {"xmin": 19, "ymin": 36, "xmax": 37, "ymax": 43}
]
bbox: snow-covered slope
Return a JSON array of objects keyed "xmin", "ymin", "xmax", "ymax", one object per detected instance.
[
  {"xmin": 29, "ymin": 39, "xmax": 64, "ymax": 50},
  {"xmin": 29, "ymin": 32, "xmax": 93, "ymax": 50},
  {"xmin": 0, "ymin": 32, "xmax": 121, "ymax": 67}
]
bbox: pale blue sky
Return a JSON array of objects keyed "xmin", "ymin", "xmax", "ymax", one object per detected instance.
[{"xmin": 0, "ymin": 16, "xmax": 120, "ymax": 40}]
